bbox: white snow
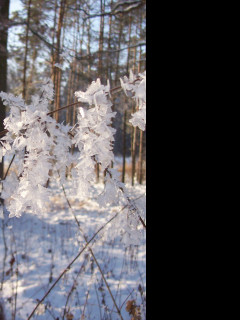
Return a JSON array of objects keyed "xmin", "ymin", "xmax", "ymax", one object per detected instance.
[{"xmin": 0, "ymin": 177, "xmax": 146, "ymax": 320}]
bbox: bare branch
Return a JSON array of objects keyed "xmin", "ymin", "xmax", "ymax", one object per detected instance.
[{"xmin": 64, "ymin": 0, "xmax": 145, "ymax": 20}]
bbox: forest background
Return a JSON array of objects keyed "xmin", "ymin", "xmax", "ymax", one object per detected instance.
[
  {"xmin": 0, "ymin": 0, "xmax": 146, "ymax": 185},
  {"xmin": 0, "ymin": 1, "xmax": 146, "ymax": 318}
]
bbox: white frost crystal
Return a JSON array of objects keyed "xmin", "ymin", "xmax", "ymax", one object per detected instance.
[
  {"xmin": 0, "ymin": 79, "xmax": 71, "ymax": 218},
  {"xmin": 73, "ymin": 79, "xmax": 116, "ymax": 199},
  {"xmin": 0, "ymin": 72, "xmax": 146, "ymax": 243},
  {"xmin": 120, "ymin": 70, "xmax": 146, "ymax": 131}
]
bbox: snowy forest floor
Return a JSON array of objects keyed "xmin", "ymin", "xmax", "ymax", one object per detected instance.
[{"xmin": 0, "ymin": 162, "xmax": 146, "ymax": 320}]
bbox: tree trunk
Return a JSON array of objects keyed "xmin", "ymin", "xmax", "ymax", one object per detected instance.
[
  {"xmin": 131, "ymin": 118, "xmax": 137, "ymax": 186},
  {"xmin": 137, "ymin": 129, "xmax": 143, "ymax": 184},
  {"xmin": 122, "ymin": 18, "xmax": 133, "ymax": 182},
  {"xmin": 0, "ymin": 301, "xmax": 5, "ymax": 320},
  {"xmin": 50, "ymin": 0, "xmax": 58, "ymax": 75},
  {"xmin": 86, "ymin": 13, "xmax": 91, "ymax": 77},
  {"xmin": 114, "ymin": 17, "xmax": 123, "ymax": 84},
  {"xmin": 137, "ymin": 18, "xmax": 144, "ymax": 184},
  {"xmin": 0, "ymin": 0, "xmax": 10, "ymax": 181},
  {"xmin": 98, "ymin": 0, "xmax": 105, "ymax": 79},
  {"xmin": 121, "ymin": 107, "xmax": 127, "ymax": 183},
  {"xmin": 106, "ymin": 0, "xmax": 113, "ymax": 82},
  {"xmin": 126, "ymin": 15, "xmax": 132, "ymax": 74},
  {"xmin": 96, "ymin": 0, "xmax": 105, "ymax": 183},
  {"xmin": 131, "ymin": 46, "xmax": 138, "ymax": 186},
  {"xmin": 66, "ymin": 66, "xmax": 73, "ymax": 124},
  {"xmin": 22, "ymin": 0, "xmax": 32, "ymax": 101},
  {"xmin": 54, "ymin": 0, "xmax": 67, "ymax": 123}
]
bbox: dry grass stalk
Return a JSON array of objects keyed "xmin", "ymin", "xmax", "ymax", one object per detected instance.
[{"xmin": 126, "ymin": 299, "xmax": 142, "ymax": 320}]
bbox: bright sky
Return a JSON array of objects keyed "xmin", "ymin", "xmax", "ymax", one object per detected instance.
[
  {"xmin": 9, "ymin": 0, "xmax": 22, "ymax": 14},
  {"xmin": 8, "ymin": 0, "xmax": 25, "ymax": 51}
]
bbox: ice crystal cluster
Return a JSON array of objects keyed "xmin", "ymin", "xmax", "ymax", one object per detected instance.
[
  {"xmin": 0, "ymin": 70, "xmax": 146, "ymax": 241},
  {"xmin": 120, "ymin": 70, "xmax": 146, "ymax": 131},
  {"xmin": 0, "ymin": 79, "xmax": 72, "ymax": 217},
  {"xmin": 73, "ymin": 78, "xmax": 116, "ymax": 199}
]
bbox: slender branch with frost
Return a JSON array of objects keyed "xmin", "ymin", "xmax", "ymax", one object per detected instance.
[
  {"xmin": 0, "ymin": 77, "xmax": 141, "ymax": 138},
  {"xmin": 0, "ymin": 79, "xmax": 72, "ymax": 217},
  {"xmin": 120, "ymin": 70, "xmax": 146, "ymax": 131},
  {"xmin": 0, "ymin": 71, "xmax": 146, "ymax": 230},
  {"xmin": 72, "ymin": 78, "xmax": 116, "ymax": 199},
  {"xmin": 72, "ymin": 75, "xmax": 146, "ymax": 231}
]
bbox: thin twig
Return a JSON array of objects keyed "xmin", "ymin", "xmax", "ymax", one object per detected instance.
[
  {"xmin": 119, "ymin": 288, "xmax": 135, "ymax": 311},
  {"xmin": 3, "ymin": 154, "xmax": 15, "ymax": 181},
  {"xmin": 62, "ymin": 258, "xmax": 87, "ymax": 320},
  {"xmin": 47, "ymin": 101, "xmax": 81, "ymax": 117},
  {"xmin": 0, "ymin": 209, "xmax": 8, "ymax": 291},
  {"xmin": 81, "ymin": 289, "xmax": 90, "ymax": 319},
  {"xmin": 105, "ymin": 167, "xmax": 146, "ymax": 229},
  {"xmin": 27, "ymin": 202, "xmax": 130, "ymax": 320},
  {"xmin": 60, "ymin": 181, "xmax": 124, "ymax": 320},
  {"xmin": 90, "ymin": 252, "xmax": 124, "ymax": 320},
  {"xmin": 95, "ymin": 283, "xmax": 103, "ymax": 320}
]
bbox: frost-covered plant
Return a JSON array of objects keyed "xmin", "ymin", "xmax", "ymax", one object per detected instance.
[
  {"xmin": 120, "ymin": 70, "xmax": 146, "ymax": 131},
  {"xmin": 0, "ymin": 69, "xmax": 146, "ymax": 320},
  {"xmin": 98, "ymin": 168, "xmax": 146, "ymax": 244},
  {"xmin": 72, "ymin": 76, "xmax": 146, "ymax": 234},
  {"xmin": 0, "ymin": 71, "xmax": 146, "ymax": 232},
  {"xmin": 72, "ymin": 78, "xmax": 116, "ymax": 199},
  {"xmin": 0, "ymin": 79, "xmax": 72, "ymax": 217}
]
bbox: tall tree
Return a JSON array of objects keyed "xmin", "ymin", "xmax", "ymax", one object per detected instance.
[
  {"xmin": 0, "ymin": 0, "xmax": 10, "ymax": 180},
  {"xmin": 22, "ymin": 0, "xmax": 32, "ymax": 100},
  {"xmin": 53, "ymin": 0, "xmax": 67, "ymax": 122},
  {"xmin": 96, "ymin": 0, "xmax": 105, "ymax": 182}
]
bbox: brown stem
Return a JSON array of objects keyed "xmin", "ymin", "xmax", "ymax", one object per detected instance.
[
  {"xmin": 60, "ymin": 180, "xmax": 124, "ymax": 320},
  {"xmin": 27, "ymin": 200, "xmax": 132, "ymax": 320}
]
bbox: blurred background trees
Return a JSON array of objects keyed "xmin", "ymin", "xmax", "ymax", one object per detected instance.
[{"xmin": 1, "ymin": 0, "xmax": 146, "ymax": 184}]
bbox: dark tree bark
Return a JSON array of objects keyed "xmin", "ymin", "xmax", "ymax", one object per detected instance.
[
  {"xmin": 22, "ymin": 0, "xmax": 32, "ymax": 100},
  {"xmin": 96, "ymin": 0, "xmax": 105, "ymax": 183},
  {"xmin": 137, "ymin": 129, "xmax": 143, "ymax": 184},
  {"xmin": 0, "ymin": 301, "xmax": 5, "ymax": 320},
  {"xmin": 131, "ymin": 117, "xmax": 137, "ymax": 186},
  {"xmin": 106, "ymin": 0, "xmax": 113, "ymax": 81},
  {"xmin": 114, "ymin": 16, "xmax": 123, "ymax": 85},
  {"xmin": 0, "ymin": 0, "xmax": 10, "ymax": 180},
  {"xmin": 121, "ymin": 107, "xmax": 127, "ymax": 183},
  {"xmin": 54, "ymin": 0, "xmax": 67, "ymax": 123}
]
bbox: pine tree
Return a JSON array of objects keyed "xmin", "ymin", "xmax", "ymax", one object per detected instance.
[{"xmin": 0, "ymin": 0, "xmax": 10, "ymax": 181}]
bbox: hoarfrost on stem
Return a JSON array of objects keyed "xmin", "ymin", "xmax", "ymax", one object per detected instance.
[
  {"xmin": 0, "ymin": 79, "xmax": 71, "ymax": 217},
  {"xmin": 73, "ymin": 79, "xmax": 116, "ymax": 199},
  {"xmin": 120, "ymin": 70, "xmax": 146, "ymax": 131},
  {"xmin": 0, "ymin": 71, "xmax": 146, "ymax": 238}
]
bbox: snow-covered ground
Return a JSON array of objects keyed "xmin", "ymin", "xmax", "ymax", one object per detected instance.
[{"xmin": 0, "ymin": 174, "xmax": 146, "ymax": 320}]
